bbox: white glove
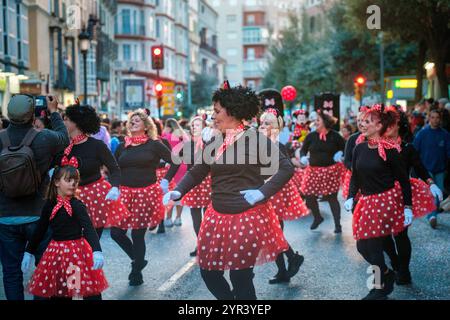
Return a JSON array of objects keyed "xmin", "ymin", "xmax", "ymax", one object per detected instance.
[
  {"xmin": 160, "ymin": 179, "xmax": 169, "ymax": 194},
  {"xmin": 92, "ymin": 251, "xmax": 104, "ymax": 270},
  {"xmin": 21, "ymin": 252, "xmax": 33, "ymax": 273},
  {"xmin": 105, "ymin": 187, "xmax": 120, "ymax": 201},
  {"xmin": 201, "ymin": 127, "xmax": 213, "ymax": 142},
  {"xmin": 344, "ymin": 198, "xmax": 354, "ymax": 212},
  {"xmin": 430, "ymin": 184, "xmax": 443, "ymax": 202},
  {"xmin": 404, "ymin": 208, "xmax": 413, "ymax": 227},
  {"xmin": 240, "ymin": 190, "xmax": 265, "ymax": 206},
  {"xmin": 333, "ymin": 151, "xmax": 344, "ymax": 163},
  {"xmin": 300, "ymin": 156, "xmax": 309, "ymax": 166},
  {"xmin": 163, "ymin": 191, "xmax": 181, "ymax": 206}
]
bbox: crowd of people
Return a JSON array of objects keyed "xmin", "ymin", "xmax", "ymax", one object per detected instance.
[{"xmin": 0, "ymin": 86, "xmax": 448, "ymax": 301}]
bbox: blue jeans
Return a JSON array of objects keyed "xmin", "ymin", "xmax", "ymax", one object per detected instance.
[
  {"xmin": 427, "ymin": 172, "xmax": 446, "ymax": 220},
  {"xmin": 0, "ymin": 222, "xmax": 51, "ymax": 300}
]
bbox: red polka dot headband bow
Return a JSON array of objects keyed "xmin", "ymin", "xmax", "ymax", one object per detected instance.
[
  {"xmin": 265, "ymin": 108, "xmax": 279, "ymax": 117},
  {"xmin": 61, "ymin": 156, "xmax": 79, "ymax": 168},
  {"xmin": 50, "ymin": 195, "xmax": 73, "ymax": 220}
]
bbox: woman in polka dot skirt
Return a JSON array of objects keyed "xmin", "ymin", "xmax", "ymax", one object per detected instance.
[
  {"xmin": 381, "ymin": 106, "xmax": 441, "ymax": 285},
  {"xmin": 164, "ymin": 84, "xmax": 293, "ymax": 300},
  {"xmin": 179, "ymin": 116, "xmax": 212, "ymax": 257},
  {"xmin": 112, "ymin": 110, "xmax": 179, "ymax": 286},
  {"xmin": 22, "ymin": 163, "xmax": 108, "ymax": 300},
  {"xmin": 62, "ymin": 104, "xmax": 130, "ymax": 239},
  {"xmin": 300, "ymin": 111, "xmax": 346, "ymax": 233},
  {"xmin": 258, "ymin": 102, "xmax": 309, "ymax": 285},
  {"xmin": 344, "ymin": 105, "xmax": 413, "ymax": 300}
]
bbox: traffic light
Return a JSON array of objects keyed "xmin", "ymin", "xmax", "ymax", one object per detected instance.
[
  {"xmin": 354, "ymin": 75, "xmax": 366, "ymax": 106},
  {"xmin": 175, "ymin": 87, "xmax": 184, "ymax": 102},
  {"xmin": 151, "ymin": 45, "xmax": 164, "ymax": 70},
  {"xmin": 155, "ymin": 81, "xmax": 163, "ymax": 98}
]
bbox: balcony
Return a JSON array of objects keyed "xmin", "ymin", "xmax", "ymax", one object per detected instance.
[
  {"xmin": 200, "ymin": 41, "xmax": 218, "ymax": 56},
  {"xmin": 243, "ymin": 59, "xmax": 267, "ymax": 78},
  {"xmin": 114, "ymin": 61, "xmax": 152, "ymax": 73},
  {"xmin": 54, "ymin": 64, "xmax": 75, "ymax": 91},
  {"xmin": 242, "ymin": 26, "xmax": 269, "ymax": 45}
]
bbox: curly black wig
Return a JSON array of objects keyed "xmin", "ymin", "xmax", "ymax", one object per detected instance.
[
  {"xmin": 318, "ymin": 111, "xmax": 337, "ymax": 130},
  {"xmin": 64, "ymin": 105, "xmax": 100, "ymax": 135},
  {"xmin": 212, "ymin": 85, "xmax": 260, "ymax": 121}
]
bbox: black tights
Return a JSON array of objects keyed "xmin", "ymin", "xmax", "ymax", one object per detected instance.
[
  {"xmin": 357, "ymin": 237, "xmax": 389, "ymax": 285},
  {"xmin": 110, "ymin": 228, "xmax": 147, "ymax": 263},
  {"xmin": 305, "ymin": 193, "xmax": 341, "ymax": 227},
  {"xmin": 96, "ymin": 228, "xmax": 104, "ymax": 239},
  {"xmin": 383, "ymin": 227, "xmax": 411, "ymax": 272},
  {"xmin": 200, "ymin": 268, "xmax": 256, "ymax": 300},
  {"xmin": 190, "ymin": 207, "xmax": 204, "ymax": 237},
  {"xmin": 275, "ymin": 220, "xmax": 295, "ymax": 273}
]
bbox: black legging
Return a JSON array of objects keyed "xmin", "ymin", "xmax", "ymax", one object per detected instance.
[
  {"xmin": 96, "ymin": 228, "xmax": 104, "ymax": 239},
  {"xmin": 305, "ymin": 193, "xmax": 341, "ymax": 227},
  {"xmin": 275, "ymin": 220, "xmax": 295, "ymax": 273},
  {"xmin": 357, "ymin": 237, "xmax": 389, "ymax": 285},
  {"xmin": 200, "ymin": 268, "xmax": 256, "ymax": 300},
  {"xmin": 383, "ymin": 227, "xmax": 411, "ymax": 272},
  {"xmin": 110, "ymin": 228, "xmax": 147, "ymax": 263},
  {"xmin": 190, "ymin": 207, "xmax": 204, "ymax": 237}
]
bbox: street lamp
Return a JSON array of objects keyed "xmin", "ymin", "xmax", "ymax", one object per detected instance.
[{"xmin": 78, "ymin": 29, "xmax": 90, "ymax": 104}]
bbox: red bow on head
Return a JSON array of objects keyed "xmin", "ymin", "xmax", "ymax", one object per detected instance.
[
  {"xmin": 50, "ymin": 195, "xmax": 73, "ymax": 220},
  {"xmin": 61, "ymin": 156, "xmax": 79, "ymax": 168},
  {"xmin": 223, "ymin": 80, "xmax": 230, "ymax": 90},
  {"xmin": 265, "ymin": 98, "xmax": 276, "ymax": 107},
  {"xmin": 265, "ymin": 108, "xmax": 278, "ymax": 117}
]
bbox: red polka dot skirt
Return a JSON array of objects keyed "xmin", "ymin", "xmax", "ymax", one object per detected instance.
[
  {"xmin": 27, "ymin": 238, "xmax": 108, "ymax": 298},
  {"xmin": 404, "ymin": 178, "xmax": 436, "ymax": 218},
  {"xmin": 291, "ymin": 167, "xmax": 305, "ymax": 190},
  {"xmin": 197, "ymin": 203, "xmax": 289, "ymax": 271},
  {"xmin": 156, "ymin": 167, "xmax": 176, "ymax": 190},
  {"xmin": 270, "ymin": 179, "xmax": 309, "ymax": 221},
  {"xmin": 181, "ymin": 175, "xmax": 212, "ymax": 208},
  {"xmin": 342, "ymin": 169, "xmax": 352, "ymax": 200},
  {"xmin": 352, "ymin": 186, "xmax": 405, "ymax": 240},
  {"xmin": 78, "ymin": 178, "xmax": 131, "ymax": 229},
  {"xmin": 118, "ymin": 183, "xmax": 165, "ymax": 229},
  {"xmin": 301, "ymin": 163, "xmax": 344, "ymax": 196}
]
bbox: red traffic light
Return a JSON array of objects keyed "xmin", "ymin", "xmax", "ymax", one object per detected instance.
[
  {"xmin": 355, "ymin": 76, "xmax": 366, "ymax": 86},
  {"xmin": 153, "ymin": 48, "xmax": 162, "ymax": 56},
  {"xmin": 155, "ymin": 83, "xmax": 163, "ymax": 92},
  {"xmin": 151, "ymin": 45, "xmax": 164, "ymax": 70}
]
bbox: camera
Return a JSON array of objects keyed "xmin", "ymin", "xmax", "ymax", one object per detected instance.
[{"xmin": 34, "ymin": 96, "xmax": 52, "ymax": 117}]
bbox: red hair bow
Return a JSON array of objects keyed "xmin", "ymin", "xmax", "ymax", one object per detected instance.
[
  {"xmin": 265, "ymin": 108, "xmax": 278, "ymax": 117},
  {"xmin": 223, "ymin": 80, "xmax": 230, "ymax": 90},
  {"xmin": 61, "ymin": 156, "xmax": 79, "ymax": 168}
]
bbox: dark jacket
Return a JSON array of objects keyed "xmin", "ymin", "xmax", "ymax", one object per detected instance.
[{"xmin": 0, "ymin": 112, "xmax": 69, "ymax": 217}]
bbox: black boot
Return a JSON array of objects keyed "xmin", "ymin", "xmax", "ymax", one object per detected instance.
[
  {"xmin": 286, "ymin": 253, "xmax": 304, "ymax": 278},
  {"xmin": 334, "ymin": 225, "xmax": 342, "ymax": 234},
  {"xmin": 362, "ymin": 289, "xmax": 388, "ymax": 300},
  {"xmin": 156, "ymin": 222, "xmax": 165, "ymax": 234},
  {"xmin": 395, "ymin": 268, "xmax": 412, "ymax": 285},
  {"xmin": 129, "ymin": 260, "xmax": 148, "ymax": 286},
  {"xmin": 381, "ymin": 269, "xmax": 396, "ymax": 296},
  {"xmin": 310, "ymin": 216, "xmax": 324, "ymax": 230},
  {"xmin": 268, "ymin": 271, "xmax": 290, "ymax": 284},
  {"xmin": 189, "ymin": 247, "xmax": 197, "ymax": 257}
]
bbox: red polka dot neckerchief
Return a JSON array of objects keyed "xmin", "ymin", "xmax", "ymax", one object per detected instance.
[
  {"xmin": 367, "ymin": 137, "xmax": 402, "ymax": 161},
  {"xmin": 317, "ymin": 128, "xmax": 328, "ymax": 142},
  {"xmin": 63, "ymin": 134, "xmax": 88, "ymax": 157},
  {"xmin": 215, "ymin": 123, "xmax": 246, "ymax": 161},
  {"xmin": 50, "ymin": 195, "xmax": 73, "ymax": 220},
  {"xmin": 124, "ymin": 135, "xmax": 149, "ymax": 148}
]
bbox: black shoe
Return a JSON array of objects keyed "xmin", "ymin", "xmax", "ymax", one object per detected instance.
[
  {"xmin": 310, "ymin": 216, "xmax": 324, "ymax": 230},
  {"xmin": 189, "ymin": 248, "xmax": 197, "ymax": 257},
  {"xmin": 429, "ymin": 217, "xmax": 437, "ymax": 229},
  {"xmin": 157, "ymin": 223, "xmax": 165, "ymax": 234},
  {"xmin": 286, "ymin": 253, "xmax": 304, "ymax": 278},
  {"xmin": 149, "ymin": 226, "xmax": 157, "ymax": 231},
  {"xmin": 382, "ymin": 269, "xmax": 395, "ymax": 296},
  {"xmin": 128, "ymin": 260, "xmax": 148, "ymax": 280},
  {"xmin": 334, "ymin": 225, "xmax": 342, "ymax": 234},
  {"xmin": 395, "ymin": 270, "xmax": 412, "ymax": 285},
  {"xmin": 362, "ymin": 289, "xmax": 388, "ymax": 300},
  {"xmin": 129, "ymin": 272, "xmax": 144, "ymax": 286},
  {"xmin": 268, "ymin": 272, "xmax": 290, "ymax": 284}
]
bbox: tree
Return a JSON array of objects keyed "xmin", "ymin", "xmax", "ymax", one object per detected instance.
[
  {"xmin": 189, "ymin": 73, "xmax": 218, "ymax": 117},
  {"xmin": 346, "ymin": 0, "xmax": 450, "ymax": 99}
]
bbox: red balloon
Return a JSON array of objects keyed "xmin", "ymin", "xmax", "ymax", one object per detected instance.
[{"xmin": 281, "ymin": 85, "xmax": 297, "ymax": 101}]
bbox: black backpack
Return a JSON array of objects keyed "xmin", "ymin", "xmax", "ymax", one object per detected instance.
[{"xmin": 0, "ymin": 129, "xmax": 41, "ymax": 198}]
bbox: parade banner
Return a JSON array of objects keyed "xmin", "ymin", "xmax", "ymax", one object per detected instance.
[{"xmin": 162, "ymin": 81, "xmax": 175, "ymax": 116}]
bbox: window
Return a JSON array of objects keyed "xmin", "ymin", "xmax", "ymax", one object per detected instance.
[
  {"xmin": 140, "ymin": 10, "xmax": 145, "ymax": 35},
  {"xmin": 123, "ymin": 44, "xmax": 131, "ymax": 61},
  {"xmin": 142, "ymin": 44, "xmax": 146, "ymax": 61},
  {"xmin": 227, "ymin": 32, "xmax": 237, "ymax": 40},
  {"xmin": 156, "ymin": 19, "xmax": 160, "ymax": 38},
  {"xmin": 246, "ymin": 80, "xmax": 256, "ymax": 89},
  {"xmin": 229, "ymin": 0, "xmax": 237, "ymax": 5},
  {"xmin": 226, "ymin": 15, "xmax": 236, "ymax": 23},
  {"xmin": 133, "ymin": 10, "xmax": 137, "ymax": 34},
  {"xmin": 227, "ymin": 48, "xmax": 237, "ymax": 56},
  {"xmin": 226, "ymin": 64, "xmax": 237, "ymax": 73},
  {"xmin": 310, "ymin": 16, "xmax": 315, "ymax": 33},
  {"xmin": 247, "ymin": 48, "xmax": 255, "ymax": 60},
  {"xmin": 247, "ymin": 14, "xmax": 255, "ymax": 25},
  {"xmin": 122, "ymin": 9, "xmax": 131, "ymax": 34}
]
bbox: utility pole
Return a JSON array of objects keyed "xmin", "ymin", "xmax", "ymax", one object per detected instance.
[{"xmin": 379, "ymin": 32, "xmax": 385, "ymax": 105}]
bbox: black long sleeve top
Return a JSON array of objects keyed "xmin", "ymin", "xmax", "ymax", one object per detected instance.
[
  {"xmin": 400, "ymin": 141, "xmax": 431, "ymax": 181},
  {"xmin": 344, "ymin": 132, "xmax": 361, "ymax": 170},
  {"xmin": 300, "ymin": 130, "xmax": 346, "ymax": 167},
  {"xmin": 158, "ymin": 138, "xmax": 172, "ymax": 169},
  {"xmin": 174, "ymin": 128, "xmax": 294, "ymax": 214},
  {"xmin": 26, "ymin": 198, "xmax": 101, "ymax": 254},
  {"xmin": 56, "ymin": 137, "xmax": 121, "ymax": 187},
  {"xmin": 349, "ymin": 142, "xmax": 412, "ymax": 206},
  {"xmin": 115, "ymin": 139, "xmax": 180, "ymax": 188}
]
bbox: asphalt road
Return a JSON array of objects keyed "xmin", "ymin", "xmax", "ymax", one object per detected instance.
[{"xmin": 1, "ymin": 196, "xmax": 449, "ymax": 300}]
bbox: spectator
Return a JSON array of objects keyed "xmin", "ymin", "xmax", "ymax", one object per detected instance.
[
  {"xmin": 110, "ymin": 120, "xmax": 125, "ymax": 155},
  {"xmin": 340, "ymin": 124, "xmax": 353, "ymax": 141},
  {"xmin": 0, "ymin": 95, "xmax": 69, "ymax": 300},
  {"xmin": 413, "ymin": 109, "xmax": 450, "ymax": 229},
  {"xmin": 411, "ymin": 111, "xmax": 425, "ymax": 137},
  {"xmin": 437, "ymin": 98, "xmax": 450, "ymax": 132},
  {"xmin": 92, "ymin": 124, "xmax": 111, "ymax": 150}
]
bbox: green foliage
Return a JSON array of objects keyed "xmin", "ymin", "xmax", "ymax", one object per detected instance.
[{"xmin": 188, "ymin": 73, "xmax": 218, "ymax": 117}]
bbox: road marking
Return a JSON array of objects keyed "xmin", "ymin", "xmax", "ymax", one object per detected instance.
[{"xmin": 157, "ymin": 258, "xmax": 197, "ymax": 291}]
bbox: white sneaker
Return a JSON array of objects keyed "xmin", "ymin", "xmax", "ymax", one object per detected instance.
[
  {"xmin": 174, "ymin": 217, "xmax": 182, "ymax": 226},
  {"xmin": 164, "ymin": 218, "xmax": 174, "ymax": 228}
]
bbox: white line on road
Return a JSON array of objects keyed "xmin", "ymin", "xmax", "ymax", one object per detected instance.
[{"xmin": 157, "ymin": 258, "xmax": 197, "ymax": 292}]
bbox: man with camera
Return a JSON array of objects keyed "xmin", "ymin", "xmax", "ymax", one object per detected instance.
[{"xmin": 0, "ymin": 95, "xmax": 69, "ymax": 300}]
